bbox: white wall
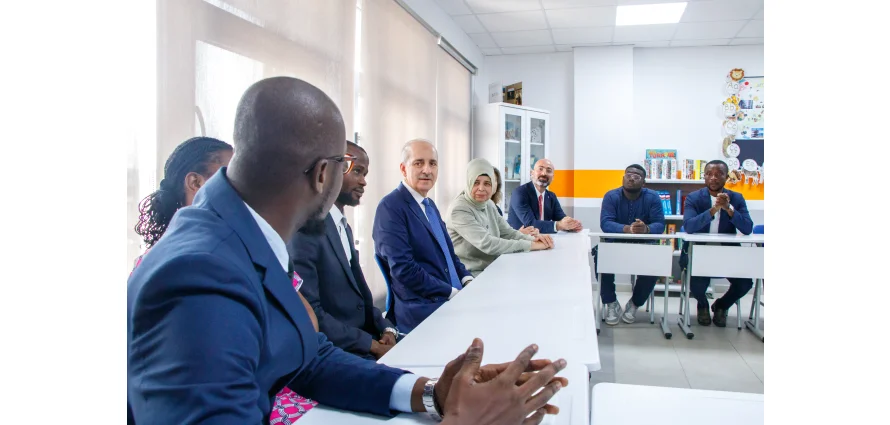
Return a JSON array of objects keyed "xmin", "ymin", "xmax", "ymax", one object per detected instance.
[
  {"xmin": 573, "ymin": 46, "xmax": 635, "ymax": 170},
  {"xmin": 474, "ymin": 52, "xmax": 575, "ymax": 170},
  {"xmin": 633, "ymin": 45, "xmax": 765, "ymax": 161}
]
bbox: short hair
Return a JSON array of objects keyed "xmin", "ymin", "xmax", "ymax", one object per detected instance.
[
  {"xmin": 400, "ymin": 139, "xmax": 437, "ymax": 165},
  {"xmin": 626, "ymin": 164, "xmax": 647, "ymax": 178},
  {"xmin": 347, "ymin": 140, "xmax": 366, "ymax": 155},
  {"xmin": 706, "ymin": 159, "xmax": 729, "ymax": 174}
]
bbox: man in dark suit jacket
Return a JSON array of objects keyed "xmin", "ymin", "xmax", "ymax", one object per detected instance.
[
  {"xmin": 682, "ymin": 160, "xmax": 755, "ymax": 328},
  {"xmin": 290, "ymin": 141, "xmax": 398, "ymax": 360},
  {"xmin": 373, "ymin": 140, "xmax": 474, "ymax": 333},
  {"xmin": 508, "ymin": 158, "xmax": 582, "ymax": 234}
]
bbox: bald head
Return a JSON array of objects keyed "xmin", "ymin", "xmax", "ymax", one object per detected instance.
[
  {"xmin": 531, "ymin": 158, "xmax": 556, "ymax": 188},
  {"xmin": 228, "ymin": 77, "xmax": 347, "ymax": 238}
]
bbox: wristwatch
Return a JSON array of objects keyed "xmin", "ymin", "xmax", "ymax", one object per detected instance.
[
  {"xmin": 383, "ymin": 327, "xmax": 399, "ymax": 338},
  {"xmin": 422, "ymin": 378, "xmax": 443, "ymax": 421}
]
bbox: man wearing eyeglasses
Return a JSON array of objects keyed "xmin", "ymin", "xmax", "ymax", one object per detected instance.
[
  {"xmin": 373, "ymin": 139, "xmax": 474, "ymax": 333},
  {"xmin": 595, "ymin": 164, "xmax": 666, "ymax": 326},
  {"xmin": 289, "ymin": 141, "xmax": 399, "ymax": 360}
]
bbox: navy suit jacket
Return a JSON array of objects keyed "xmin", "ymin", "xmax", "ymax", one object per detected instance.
[
  {"xmin": 373, "ymin": 183, "xmax": 471, "ymax": 333},
  {"xmin": 127, "ymin": 168, "xmax": 406, "ymax": 424},
  {"xmin": 680, "ymin": 187, "xmax": 754, "ymax": 267},
  {"xmin": 288, "ymin": 213, "xmax": 394, "ymax": 358},
  {"xmin": 507, "ymin": 182, "xmax": 566, "ymax": 233}
]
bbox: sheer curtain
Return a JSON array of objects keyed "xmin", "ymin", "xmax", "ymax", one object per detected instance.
[
  {"xmin": 132, "ymin": 0, "xmax": 356, "ymax": 267},
  {"xmin": 356, "ymin": 0, "xmax": 472, "ymax": 307},
  {"xmin": 434, "ymin": 48, "xmax": 472, "ymax": 209}
]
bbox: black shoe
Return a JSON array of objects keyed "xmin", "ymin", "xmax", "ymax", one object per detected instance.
[
  {"xmin": 712, "ymin": 304, "xmax": 728, "ymax": 328},
  {"xmin": 697, "ymin": 303, "xmax": 711, "ymax": 326}
]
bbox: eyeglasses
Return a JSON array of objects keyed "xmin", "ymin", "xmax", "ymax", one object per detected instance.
[
  {"xmin": 303, "ymin": 153, "xmax": 356, "ymax": 175},
  {"xmin": 624, "ymin": 173, "xmax": 644, "ymax": 182}
]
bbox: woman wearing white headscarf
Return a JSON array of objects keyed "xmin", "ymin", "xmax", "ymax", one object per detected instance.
[{"xmin": 446, "ymin": 158, "xmax": 554, "ymax": 276}]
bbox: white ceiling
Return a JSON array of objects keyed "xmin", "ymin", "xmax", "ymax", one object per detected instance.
[{"xmin": 434, "ymin": 0, "xmax": 764, "ymax": 55}]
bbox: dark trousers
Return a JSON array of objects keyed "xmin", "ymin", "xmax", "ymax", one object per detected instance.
[
  {"xmin": 593, "ymin": 249, "xmax": 657, "ymax": 306},
  {"xmin": 691, "ymin": 277, "xmax": 753, "ymax": 310}
]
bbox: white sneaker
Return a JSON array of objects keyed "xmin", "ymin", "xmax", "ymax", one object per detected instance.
[
  {"xmin": 604, "ymin": 301, "xmax": 621, "ymax": 326},
  {"xmin": 621, "ymin": 300, "xmax": 639, "ymax": 324}
]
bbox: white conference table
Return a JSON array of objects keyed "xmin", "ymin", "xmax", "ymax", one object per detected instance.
[
  {"xmin": 299, "ymin": 363, "xmax": 590, "ymax": 425},
  {"xmin": 591, "ymin": 383, "xmax": 763, "ymax": 425},
  {"xmin": 589, "ymin": 232, "xmax": 681, "ymax": 339},
  {"xmin": 379, "ymin": 231, "xmax": 600, "ymax": 372},
  {"xmin": 676, "ymin": 233, "xmax": 765, "ymax": 340}
]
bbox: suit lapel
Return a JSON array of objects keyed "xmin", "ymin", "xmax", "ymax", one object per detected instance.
[
  {"xmin": 324, "ymin": 215, "xmax": 361, "ymax": 295},
  {"xmin": 400, "ymin": 184, "xmax": 437, "ymax": 239},
  {"xmin": 195, "ymin": 169, "xmax": 316, "ymax": 350}
]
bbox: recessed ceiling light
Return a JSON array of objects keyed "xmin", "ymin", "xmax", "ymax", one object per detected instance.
[{"xmin": 616, "ymin": 2, "xmax": 687, "ymax": 26}]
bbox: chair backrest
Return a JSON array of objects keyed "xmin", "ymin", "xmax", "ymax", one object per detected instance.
[
  {"xmin": 374, "ymin": 254, "xmax": 396, "ymax": 325},
  {"xmin": 753, "ymin": 224, "xmax": 764, "ymax": 234}
]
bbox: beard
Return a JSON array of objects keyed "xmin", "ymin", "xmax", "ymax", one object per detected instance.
[
  {"xmin": 336, "ymin": 191, "xmax": 360, "ymax": 207},
  {"xmin": 624, "ymin": 185, "xmax": 642, "ymax": 194},
  {"xmin": 299, "ymin": 204, "xmax": 328, "ymax": 236}
]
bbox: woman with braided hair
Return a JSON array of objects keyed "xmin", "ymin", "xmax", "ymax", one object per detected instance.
[{"xmin": 134, "ymin": 136, "xmax": 233, "ymax": 257}]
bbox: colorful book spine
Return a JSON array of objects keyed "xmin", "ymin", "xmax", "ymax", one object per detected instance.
[
  {"xmin": 676, "ymin": 190, "xmax": 682, "ymax": 215},
  {"xmin": 667, "ymin": 224, "xmax": 677, "ymax": 250},
  {"xmin": 694, "ymin": 160, "xmax": 702, "ymax": 180}
]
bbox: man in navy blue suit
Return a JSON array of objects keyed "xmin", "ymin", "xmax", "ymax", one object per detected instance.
[
  {"xmin": 373, "ymin": 140, "xmax": 474, "ymax": 333},
  {"xmin": 127, "ymin": 77, "xmax": 567, "ymax": 424},
  {"xmin": 682, "ymin": 160, "xmax": 755, "ymax": 328},
  {"xmin": 507, "ymin": 159, "xmax": 582, "ymax": 234},
  {"xmin": 289, "ymin": 141, "xmax": 399, "ymax": 360}
]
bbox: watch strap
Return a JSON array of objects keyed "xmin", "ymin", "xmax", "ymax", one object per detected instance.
[{"xmin": 422, "ymin": 378, "xmax": 443, "ymax": 421}]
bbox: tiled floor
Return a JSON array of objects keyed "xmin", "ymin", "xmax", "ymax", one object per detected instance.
[{"xmin": 590, "ymin": 292, "xmax": 764, "ymax": 394}]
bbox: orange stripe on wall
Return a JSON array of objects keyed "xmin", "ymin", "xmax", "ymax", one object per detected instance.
[{"xmin": 549, "ymin": 169, "xmax": 764, "ymax": 201}]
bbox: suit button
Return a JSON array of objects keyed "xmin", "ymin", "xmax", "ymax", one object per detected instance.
[
  {"xmin": 356, "ymin": 305, "xmax": 363, "ymax": 310},
  {"xmin": 445, "ymin": 267, "xmax": 449, "ymax": 273}
]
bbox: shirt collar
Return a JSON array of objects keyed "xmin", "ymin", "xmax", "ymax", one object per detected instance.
[
  {"xmin": 329, "ymin": 204, "xmax": 346, "ymax": 226},
  {"xmin": 533, "ymin": 183, "xmax": 547, "ymax": 198},
  {"xmin": 402, "ymin": 181, "xmax": 427, "ymax": 206},
  {"xmin": 243, "ymin": 201, "xmax": 289, "ymax": 273}
]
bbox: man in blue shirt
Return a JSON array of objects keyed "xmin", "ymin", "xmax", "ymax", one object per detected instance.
[
  {"xmin": 682, "ymin": 160, "xmax": 754, "ymax": 327},
  {"xmin": 595, "ymin": 164, "xmax": 666, "ymax": 325}
]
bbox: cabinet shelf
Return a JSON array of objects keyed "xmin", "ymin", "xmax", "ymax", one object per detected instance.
[
  {"xmin": 505, "ymin": 179, "xmax": 521, "ymax": 183},
  {"xmin": 665, "ymin": 215, "xmax": 683, "ymax": 220},
  {"xmin": 530, "ymin": 142, "xmax": 544, "ymax": 146},
  {"xmin": 506, "ymin": 139, "xmax": 520, "ymax": 144}
]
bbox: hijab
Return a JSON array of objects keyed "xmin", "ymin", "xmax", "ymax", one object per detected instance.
[{"xmin": 462, "ymin": 158, "xmax": 496, "ymax": 208}]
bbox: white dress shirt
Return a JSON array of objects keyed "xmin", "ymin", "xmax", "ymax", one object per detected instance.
[
  {"xmin": 243, "ymin": 201, "xmax": 419, "ymax": 412},
  {"xmin": 534, "ymin": 184, "xmax": 559, "ymax": 233},
  {"xmin": 328, "ymin": 205, "xmax": 352, "ymax": 262},
  {"xmin": 403, "ymin": 182, "xmax": 473, "ymax": 299}
]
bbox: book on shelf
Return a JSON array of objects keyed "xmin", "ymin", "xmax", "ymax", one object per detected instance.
[
  {"xmin": 681, "ymin": 159, "xmax": 696, "ymax": 180},
  {"xmin": 675, "ymin": 190, "xmax": 682, "ymax": 215},
  {"xmin": 667, "ymin": 224, "xmax": 677, "ymax": 250}
]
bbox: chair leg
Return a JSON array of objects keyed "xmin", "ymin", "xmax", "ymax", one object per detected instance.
[{"xmin": 736, "ymin": 299, "xmax": 742, "ymax": 330}]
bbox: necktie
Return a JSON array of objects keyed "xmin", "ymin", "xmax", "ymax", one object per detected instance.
[
  {"xmin": 538, "ymin": 194, "xmax": 544, "ymax": 220},
  {"xmin": 339, "ymin": 217, "xmax": 352, "ymax": 262},
  {"xmin": 422, "ymin": 198, "xmax": 462, "ymax": 290}
]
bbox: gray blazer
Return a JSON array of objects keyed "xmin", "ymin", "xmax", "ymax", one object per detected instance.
[{"xmin": 446, "ymin": 194, "xmax": 535, "ymax": 276}]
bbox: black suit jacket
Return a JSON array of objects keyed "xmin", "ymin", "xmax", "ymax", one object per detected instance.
[{"xmin": 288, "ymin": 213, "xmax": 393, "ymax": 358}]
